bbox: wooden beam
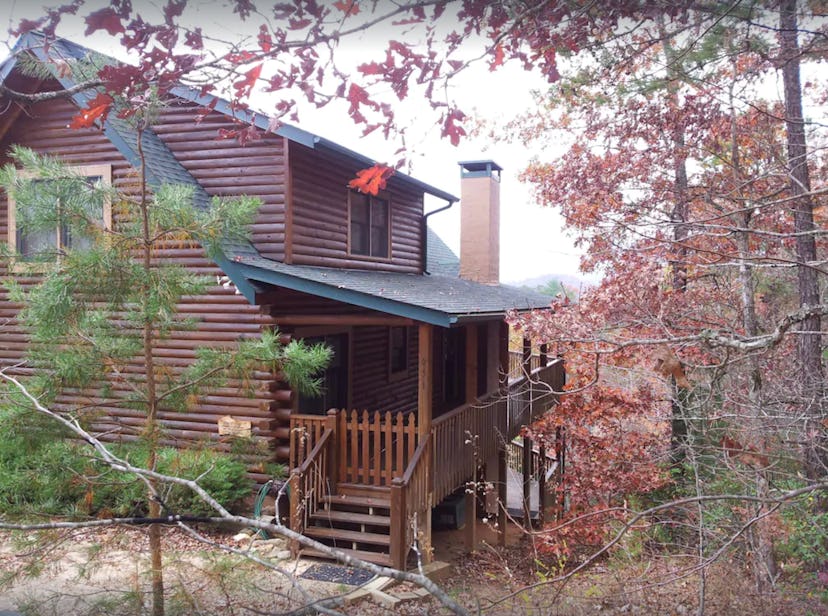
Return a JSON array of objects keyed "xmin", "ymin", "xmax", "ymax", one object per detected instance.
[
  {"xmin": 418, "ymin": 323, "xmax": 434, "ymax": 564},
  {"xmin": 465, "ymin": 324, "xmax": 478, "ymax": 403},
  {"xmin": 523, "ymin": 436, "xmax": 532, "ymax": 527},
  {"xmin": 417, "ymin": 324, "xmax": 433, "ymax": 440},
  {"xmin": 498, "ymin": 321, "xmax": 509, "ymax": 390},
  {"xmin": 497, "ymin": 447, "xmax": 507, "ymax": 546},
  {"xmin": 270, "ymin": 314, "xmax": 415, "ymax": 327}
]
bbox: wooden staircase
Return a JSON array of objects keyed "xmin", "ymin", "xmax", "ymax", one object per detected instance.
[{"xmin": 299, "ymin": 485, "xmax": 394, "ymax": 566}]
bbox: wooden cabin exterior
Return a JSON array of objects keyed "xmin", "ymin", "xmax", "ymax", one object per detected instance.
[{"xmin": 0, "ymin": 33, "xmax": 564, "ymax": 568}]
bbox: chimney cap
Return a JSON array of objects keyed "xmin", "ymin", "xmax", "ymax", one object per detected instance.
[{"xmin": 458, "ymin": 160, "xmax": 502, "ymax": 179}]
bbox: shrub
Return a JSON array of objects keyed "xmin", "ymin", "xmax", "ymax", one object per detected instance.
[{"xmin": 0, "ymin": 407, "xmax": 252, "ymax": 517}]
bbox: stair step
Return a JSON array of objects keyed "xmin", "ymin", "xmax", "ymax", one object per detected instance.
[
  {"xmin": 322, "ymin": 494, "xmax": 391, "ymax": 510},
  {"xmin": 310, "ymin": 510, "xmax": 391, "ymax": 527},
  {"xmin": 304, "ymin": 526, "xmax": 391, "ymax": 546},
  {"xmin": 301, "ymin": 546, "xmax": 392, "ymax": 568}
]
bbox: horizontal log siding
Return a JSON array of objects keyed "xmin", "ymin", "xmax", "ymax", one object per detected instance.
[
  {"xmin": 0, "ymin": 93, "xmax": 291, "ymax": 474},
  {"xmin": 289, "ymin": 142, "xmax": 424, "ymax": 272},
  {"xmin": 152, "ymin": 99, "xmax": 287, "ymax": 261},
  {"xmin": 351, "ymin": 326, "xmax": 419, "ymax": 414}
]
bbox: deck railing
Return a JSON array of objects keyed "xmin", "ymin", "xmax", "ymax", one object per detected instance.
[
  {"xmin": 289, "ymin": 409, "xmax": 417, "ymax": 488},
  {"xmin": 337, "ymin": 409, "xmax": 417, "ymax": 486},
  {"xmin": 288, "ymin": 424, "xmax": 333, "ymax": 552},
  {"xmin": 432, "ymin": 393, "xmax": 508, "ymax": 505},
  {"xmin": 390, "ymin": 438, "xmax": 431, "ymax": 569}
]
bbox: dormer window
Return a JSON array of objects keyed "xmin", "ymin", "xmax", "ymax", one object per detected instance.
[{"xmin": 349, "ymin": 191, "xmax": 389, "ymax": 258}]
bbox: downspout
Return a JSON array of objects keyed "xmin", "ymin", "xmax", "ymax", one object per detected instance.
[{"xmin": 422, "ymin": 199, "xmax": 457, "ymax": 275}]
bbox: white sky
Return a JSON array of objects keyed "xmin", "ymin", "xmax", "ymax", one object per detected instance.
[{"xmin": 0, "ymin": 0, "xmax": 586, "ymax": 284}]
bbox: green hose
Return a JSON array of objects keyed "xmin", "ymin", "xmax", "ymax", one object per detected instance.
[{"xmin": 253, "ymin": 479, "xmax": 273, "ymax": 539}]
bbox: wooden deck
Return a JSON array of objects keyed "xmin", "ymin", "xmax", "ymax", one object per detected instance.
[{"xmin": 288, "ymin": 358, "xmax": 565, "ymax": 568}]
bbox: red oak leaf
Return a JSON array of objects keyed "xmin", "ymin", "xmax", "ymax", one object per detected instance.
[
  {"xmin": 348, "ymin": 164, "xmax": 394, "ymax": 196},
  {"xmin": 333, "ymin": 0, "xmax": 360, "ymax": 16},
  {"xmin": 442, "ymin": 108, "xmax": 467, "ymax": 146},
  {"xmin": 490, "ymin": 44, "xmax": 505, "ymax": 70},
  {"xmin": 258, "ymin": 25, "xmax": 273, "ymax": 52},
  {"xmin": 84, "ymin": 8, "xmax": 125, "ymax": 36},
  {"xmin": 69, "ymin": 93, "xmax": 113, "ymax": 129},
  {"xmin": 233, "ymin": 63, "xmax": 263, "ymax": 99}
]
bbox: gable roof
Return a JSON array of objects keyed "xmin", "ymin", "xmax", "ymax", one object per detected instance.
[
  {"xmin": 2, "ymin": 31, "xmax": 458, "ymax": 204},
  {"xmin": 1, "ymin": 32, "xmax": 551, "ymax": 328}
]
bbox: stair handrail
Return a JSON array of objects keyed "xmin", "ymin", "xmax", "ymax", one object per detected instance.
[
  {"xmin": 289, "ymin": 425, "xmax": 334, "ymax": 555},
  {"xmin": 389, "ymin": 436, "xmax": 431, "ymax": 570}
]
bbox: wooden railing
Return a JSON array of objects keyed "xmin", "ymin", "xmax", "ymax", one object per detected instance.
[
  {"xmin": 336, "ymin": 409, "xmax": 417, "ymax": 486},
  {"xmin": 290, "ymin": 409, "xmax": 418, "ymax": 488},
  {"xmin": 288, "ymin": 425, "xmax": 333, "ymax": 553},
  {"xmin": 508, "ymin": 350, "xmax": 542, "ymax": 380},
  {"xmin": 289, "ymin": 414, "xmax": 328, "ymax": 471},
  {"xmin": 507, "ymin": 438, "xmax": 558, "ymax": 481},
  {"xmin": 390, "ymin": 438, "xmax": 431, "ymax": 569},
  {"xmin": 432, "ymin": 393, "xmax": 508, "ymax": 505},
  {"xmin": 508, "ymin": 359, "xmax": 564, "ymax": 436}
]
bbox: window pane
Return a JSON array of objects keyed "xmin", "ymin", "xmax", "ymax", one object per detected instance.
[
  {"xmin": 17, "ymin": 227, "xmax": 56, "ymax": 261},
  {"xmin": 351, "ymin": 221, "xmax": 369, "ymax": 255},
  {"xmin": 351, "ymin": 195, "xmax": 369, "ymax": 223},
  {"xmin": 370, "ymin": 226, "xmax": 388, "ymax": 257},
  {"xmin": 372, "ymin": 198, "xmax": 388, "ymax": 225}
]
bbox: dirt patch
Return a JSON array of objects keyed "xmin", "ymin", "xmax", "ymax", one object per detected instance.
[{"xmin": 0, "ymin": 525, "xmax": 826, "ymax": 615}]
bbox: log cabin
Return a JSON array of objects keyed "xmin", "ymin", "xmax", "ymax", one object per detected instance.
[{"xmin": 0, "ymin": 32, "xmax": 565, "ymax": 568}]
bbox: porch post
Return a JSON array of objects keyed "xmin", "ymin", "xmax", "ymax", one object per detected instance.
[
  {"xmin": 417, "ymin": 323, "xmax": 434, "ymax": 563},
  {"xmin": 523, "ymin": 435, "xmax": 533, "ymax": 527},
  {"xmin": 539, "ymin": 343, "xmax": 548, "ymax": 367},
  {"xmin": 465, "ymin": 324, "xmax": 478, "ymax": 403},
  {"xmin": 497, "ymin": 446, "xmax": 507, "ymax": 546},
  {"xmin": 498, "ymin": 321, "xmax": 509, "ymax": 390},
  {"xmin": 538, "ymin": 443, "xmax": 547, "ymax": 526},
  {"xmin": 418, "ymin": 324, "xmax": 433, "ymax": 440}
]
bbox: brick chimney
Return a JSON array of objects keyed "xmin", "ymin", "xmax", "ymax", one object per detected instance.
[{"xmin": 459, "ymin": 160, "xmax": 502, "ymax": 285}]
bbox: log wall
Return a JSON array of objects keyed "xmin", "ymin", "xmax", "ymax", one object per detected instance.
[
  {"xmin": 288, "ymin": 142, "xmax": 425, "ymax": 273},
  {"xmin": 0, "ymin": 89, "xmax": 291, "ymax": 479},
  {"xmin": 152, "ymin": 99, "xmax": 288, "ymax": 262}
]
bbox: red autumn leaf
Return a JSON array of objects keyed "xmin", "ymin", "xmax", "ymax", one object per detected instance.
[
  {"xmin": 69, "ymin": 93, "xmax": 113, "ymax": 129},
  {"xmin": 489, "ymin": 44, "xmax": 505, "ymax": 70},
  {"xmin": 84, "ymin": 8, "xmax": 126, "ymax": 36},
  {"xmin": 442, "ymin": 108, "xmax": 467, "ymax": 146},
  {"xmin": 233, "ymin": 63, "xmax": 263, "ymax": 98},
  {"xmin": 333, "ymin": 0, "xmax": 360, "ymax": 16},
  {"xmin": 348, "ymin": 164, "xmax": 394, "ymax": 196},
  {"xmin": 258, "ymin": 25, "xmax": 273, "ymax": 52}
]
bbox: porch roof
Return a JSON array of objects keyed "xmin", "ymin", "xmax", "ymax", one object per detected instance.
[{"xmin": 222, "ymin": 251, "xmax": 552, "ymax": 328}]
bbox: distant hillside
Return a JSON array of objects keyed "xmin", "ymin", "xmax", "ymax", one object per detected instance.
[{"xmin": 507, "ymin": 273, "xmax": 593, "ymax": 297}]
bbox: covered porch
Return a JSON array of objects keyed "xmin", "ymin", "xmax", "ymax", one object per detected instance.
[{"xmin": 221, "ymin": 256, "xmax": 562, "ymax": 567}]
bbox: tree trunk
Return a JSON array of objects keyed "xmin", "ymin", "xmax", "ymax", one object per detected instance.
[
  {"xmin": 659, "ymin": 15, "xmax": 690, "ymax": 462},
  {"xmin": 780, "ymin": 0, "xmax": 827, "ymax": 481},
  {"xmin": 137, "ymin": 124, "xmax": 165, "ymax": 616}
]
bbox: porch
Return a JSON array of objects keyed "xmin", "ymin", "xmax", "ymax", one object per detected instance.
[{"xmin": 287, "ymin": 354, "xmax": 565, "ymax": 568}]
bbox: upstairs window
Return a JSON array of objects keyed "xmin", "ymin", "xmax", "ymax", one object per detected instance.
[
  {"xmin": 7, "ymin": 164, "xmax": 111, "ymax": 268},
  {"xmin": 349, "ymin": 191, "xmax": 389, "ymax": 258}
]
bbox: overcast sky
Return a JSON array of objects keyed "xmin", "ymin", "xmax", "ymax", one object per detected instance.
[{"xmin": 0, "ymin": 0, "xmax": 587, "ymax": 285}]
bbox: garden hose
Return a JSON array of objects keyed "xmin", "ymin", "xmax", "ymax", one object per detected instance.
[{"xmin": 253, "ymin": 479, "xmax": 273, "ymax": 539}]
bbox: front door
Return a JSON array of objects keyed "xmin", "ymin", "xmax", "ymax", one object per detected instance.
[{"xmin": 297, "ymin": 333, "xmax": 349, "ymax": 414}]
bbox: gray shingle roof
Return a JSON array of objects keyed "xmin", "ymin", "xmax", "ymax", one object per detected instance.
[
  {"xmin": 227, "ymin": 252, "xmax": 551, "ymax": 328},
  {"xmin": 426, "ymin": 227, "xmax": 460, "ymax": 277}
]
